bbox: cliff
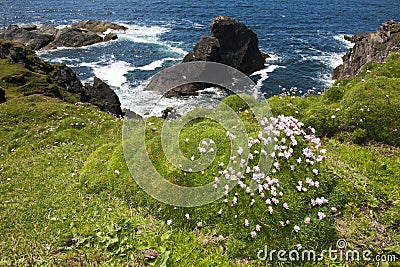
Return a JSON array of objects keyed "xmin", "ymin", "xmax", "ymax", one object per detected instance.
[
  {"xmin": 0, "ymin": 40, "xmax": 123, "ymax": 116},
  {"xmin": 333, "ymin": 20, "xmax": 400, "ymax": 79}
]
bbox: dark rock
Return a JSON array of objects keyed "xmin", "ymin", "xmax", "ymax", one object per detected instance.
[
  {"xmin": 72, "ymin": 20, "xmax": 128, "ymax": 33},
  {"xmin": 146, "ymin": 16, "xmax": 267, "ymax": 97},
  {"xmin": 208, "ymin": 16, "xmax": 266, "ymax": 75},
  {"xmin": 20, "ymin": 24, "xmax": 37, "ymax": 31},
  {"xmin": 103, "ymin": 33, "xmax": 118, "ymax": 42},
  {"xmin": 0, "ymin": 87, "xmax": 5, "ymax": 103},
  {"xmin": 0, "ymin": 20, "xmax": 127, "ymax": 51},
  {"xmin": 0, "ymin": 25, "xmax": 53, "ymax": 50},
  {"xmin": 182, "ymin": 16, "xmax": 267, "ymax": 75},
  {"xmin": 123, "ymin": 109, "xmax": 142, "ymax": 119},
  {"xmin": 333, "ymin": 20, "xmax": 400, "ymax": 79},
  {"xmin": 44, "ymin": 27, "xmax": 103, "ymax": 49},
  {"xmin": 52, "ymin": 64, "xmax": 86, "ymax": 96},
  {"xmin": 35, "ymin": 24, "xmax": 58, "ymax": 36},
  {"xmin": 164, "ymin": 84, "xmax": 202, "ymax": 97},
  {"xmin": 84, "ymin": 77, "xmax": 123, "ymax": 116},
  {"xmin": 183, "ymin": 36, "xmax": 221, "ymax": 62}
]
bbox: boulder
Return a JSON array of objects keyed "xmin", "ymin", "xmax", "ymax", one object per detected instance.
[
  {"xmin": 84, "ymin": 77, "xmax": 123, "ymax": 116},
  {"xmin": 72, "ymin": 20, "xmax": 128, "ymax": 33},
  {"xmin": 44, "ymin": 27, "xmax": 103, "ymax": 49},
  {"xmin": 333, "ymin": 20, "xmax": 400, "ymax": 79}
]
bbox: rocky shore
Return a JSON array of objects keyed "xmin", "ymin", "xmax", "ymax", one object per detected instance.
[
  {"xmin": 333, "ymin": 20, "xmax": 400, "ymax": 79},
  {"xmin": 145, "ymin": 16, "xmax": 269, "ymax": 97},
  {"xmin": 0, "ymin": 20, "xmax": 127, "ymax": 50},
  {"xmin": 0, "ymin": 40, "xmax": 123, "ymax": 116}
]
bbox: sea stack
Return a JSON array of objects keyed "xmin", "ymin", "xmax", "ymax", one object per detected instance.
[{"xmin": 145, "ymin": 16, "xmax": 268, "ymax": 97}]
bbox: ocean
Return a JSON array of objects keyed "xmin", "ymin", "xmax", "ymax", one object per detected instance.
[{"xmin": 1, "ymin": 0, "xmax": 399, "ymax": 116}]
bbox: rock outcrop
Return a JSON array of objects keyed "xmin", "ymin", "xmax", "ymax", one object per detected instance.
[
  {"xmin": 0, "ymin": 20, "xmax": 126, "ymax": 50},
  {"xmin": 333, "ymin": 20, "xmax": 400, "ymax": 79},
  {"xmin": 145, "ymin": 16, "xmax": 268, "ymax": 97},
  {"xmin": 184, "ymin": 16, "xmax": 268, "ymax": 75},
  {"xmin": 0, "ymin": 40, "xmax": 123, "ymax": 116},
  {"xmin": 84, "ymin": 77, "xmax": 122, "ymax": 116}
]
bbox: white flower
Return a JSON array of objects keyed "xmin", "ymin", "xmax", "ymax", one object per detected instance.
[
  {"xmin": 318, "ymin": 212, "xmax": 326, "ymax": 220},
  {"xmin": 185, "ymin": 214, "xmax": 190, "ymax": 220},
  {"xmin": 250, "ymin": 231, "xmax": 257, "ymax": 238},
  {"xmin": 244, "ymin": 219, "xmax": 249, "ymax": 227},
  {"xmin": 114, "ymin": 170, "xmax": 120, "ymax": 175},
  {"xmin": 283, "ymin": 203, "xmax": 289, "ymax": 209},
  {"xmin": 294, "ymin": 225, "xmax": 300, "ymax": 233},
  {"xmin": 255, "ymin": 224, "xmax": 261, "ymax": 231},
  {"xmin": 166, "ymin": 219, "xmax": 172, "ymax": 226}
]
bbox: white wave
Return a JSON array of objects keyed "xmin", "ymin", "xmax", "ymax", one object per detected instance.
[
  {"xmin": 50, "ymin": 57, "xmax": 81, "ymax": 63},
  {"xmin": 107, "ymin": 23, "xmax": 187, "ymax": 56},
  {"xmin": 265, "ymin": 53, "xmax": 280, "ymax": 62},
  {"xmin": 114, "ymin": 24, "xmax": 170, "ymax": 44},
  {"xmin": 86, "ymin": 59, "xmax": 135, "ymax": 88},
  {"xmin": 136, "ymin": 57, "xmax": 181, "ymax": 71},
  {"xmin": 251, "ymin": 64, "xmax": 283, "ymax": 90},
  {"xmin": 334, "ymin": 34, "xmax": 354, "ymax": 49}
]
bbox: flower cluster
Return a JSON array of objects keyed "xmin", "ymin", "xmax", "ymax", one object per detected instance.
[{"xmin": 170, "ymin": 114, "xmax": 334, "ymax": 241}]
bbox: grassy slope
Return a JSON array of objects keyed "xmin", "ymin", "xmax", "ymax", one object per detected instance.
[{"xmin": 0, "ymin": 52, "xmax": 399, "ymax": 266}]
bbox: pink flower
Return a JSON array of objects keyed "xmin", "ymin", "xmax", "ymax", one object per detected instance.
[
  {"xmin": 304, "ymin": 217, "xmax": 311, "ymax": 224},
  {"xmin": 331, "ymin": 207, "xmax": 337, "ymax": 213},
  {"xmin": 255, "ymin": 224, "xmax": 261, "ymax": 231},
  {"xmin": 250, "ymin": 231, "xmax": 257, "ymax": 238},
  {"xmin": 294, "ymin": 225, "xmax": 300, "ymax": 233},
  {"xmin": 318, "ymin": 212, "xmax": 326, "ymax": 220},
  {"xmin": 244, "ymin": 219, "xmax": 249, "ymax": 227}
]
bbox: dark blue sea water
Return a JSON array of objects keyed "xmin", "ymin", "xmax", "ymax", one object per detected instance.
[{"xmin": 1, "ymin": 0, "xmax": 399, "ymax": 115}]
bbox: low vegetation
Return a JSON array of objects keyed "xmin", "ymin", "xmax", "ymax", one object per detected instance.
[{"xmin": 0, "ymin": 50, "xmax": 399, "ymax": 266}]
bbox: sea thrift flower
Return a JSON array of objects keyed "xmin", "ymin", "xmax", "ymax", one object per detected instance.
[
  {"xmin": 294, "ymin": 225, "xmax": 300, "ymax": 233},
  {"xmin": 250, "ymin": 231, "xmax": 257, "ymax": 238},
  {"xmin": 304, "ymin": 217, "xmax": 311, "ymax": 224},
  {"xmin": 283, "ymin": 203, "xmax": 289, "ymax": 209},
  {"xmin": 318, "ymin": 212, "xmax": 326, "ymax": 220}
]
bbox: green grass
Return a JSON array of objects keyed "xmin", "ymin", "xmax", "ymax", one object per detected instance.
[{"xmin": 0, "ymin": 52, "xmax": 400, "ymax": 265}]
